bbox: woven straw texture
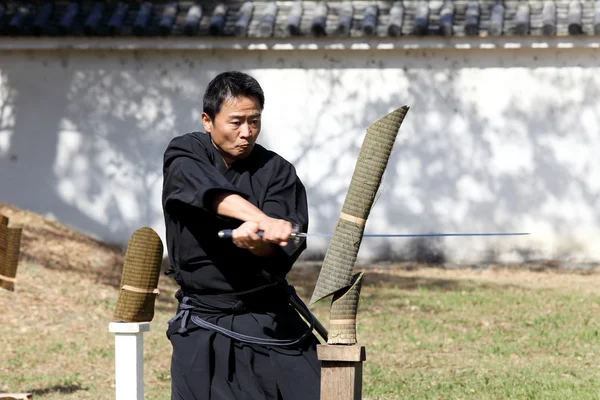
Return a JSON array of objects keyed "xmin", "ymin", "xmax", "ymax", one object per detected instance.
[
  {"xmin": 113, "ymin": 227, "xmax": 164, "ymax": 322},
  {"xmin": 310, "ymin": 106, "xmax": 409, "ymax": 305},
  {"xmin": 310, "ymin": 218, "xmax": 364, "ymax": 305},
  {"xmin": 0, "ymin": 212, "xmax": 22, "ymax": 292},
  {"xmin": 0, "ymin": 223, "xmax": 10, "ymax": 291},
  {"xmin": 0, "ymin": 224, "xmax": 7, "ymax": 261},
  {"xmin": 0, "ymin": 228, "xmax": 22, "ymax": 292},
  {"xmin": 328, "ymin": 272, "xmax": 364, "ymax": 345}
]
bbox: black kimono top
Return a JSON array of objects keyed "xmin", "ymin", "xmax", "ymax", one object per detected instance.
[{"xmin": 162, "ymin": 131, "xmax": 309, "ymax": 295}]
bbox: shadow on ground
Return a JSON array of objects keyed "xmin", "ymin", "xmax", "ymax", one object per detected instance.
[
  {"xmin": 286, "ymin": 264, "xmax": 493, "ymax": 302},
  {"xmin": 28, "ymin": 384, "xmax": 88, "ymax": 396}
]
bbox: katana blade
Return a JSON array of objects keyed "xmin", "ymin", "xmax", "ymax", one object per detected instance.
[
  {"xmin": 217, "ymin": 230, "xmax": 530, "ymax": 239},
  {"xmin": 292, "ymin": 232, "xmax": 530, "ymax": 238}
]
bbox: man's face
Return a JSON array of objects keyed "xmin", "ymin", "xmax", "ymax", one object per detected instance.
[{"xmin": 202, "ymin": 95, "xmax": 262, "ymax": 165}]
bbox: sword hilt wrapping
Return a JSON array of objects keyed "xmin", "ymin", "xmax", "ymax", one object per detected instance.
[
  {"xmin": 218, "ymin": 229, "xmax": 253, "ymax": 239},
  {"xmin": 218, "ymin": 224, "xmax": 301, "ymax": 243}
]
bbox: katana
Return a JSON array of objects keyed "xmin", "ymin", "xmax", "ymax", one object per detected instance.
[{"xmin": 218, "ymin": 230, "xmax": 530, "ymax": 240}]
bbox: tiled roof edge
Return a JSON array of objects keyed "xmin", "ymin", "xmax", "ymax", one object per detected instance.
[
  {"xmin": 1, "ymin": 35, "xmax": 599, "ymax": 51},
  {"xmin": 1, "ymin": 1, "xmax": 600, "ymax": 39}
]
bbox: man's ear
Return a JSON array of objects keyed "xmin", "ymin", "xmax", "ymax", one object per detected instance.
[{"xmin": 201, "ymin": 112, "xmax": 213, "ymax": 133}]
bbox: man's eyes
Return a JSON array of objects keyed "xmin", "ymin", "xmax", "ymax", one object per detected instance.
[{"xmin": 230, "ymin": 120, "xmax": 260, "ymax": 126}]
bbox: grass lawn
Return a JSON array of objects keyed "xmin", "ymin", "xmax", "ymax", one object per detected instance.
[{"xmin": 3, "ymin": 259, "xmax": 600, "ymax": 400}]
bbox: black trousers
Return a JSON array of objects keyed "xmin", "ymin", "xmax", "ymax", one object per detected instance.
[{"xmin": 167, "ymin": 288, "xmax": 321, "ymax": 400}]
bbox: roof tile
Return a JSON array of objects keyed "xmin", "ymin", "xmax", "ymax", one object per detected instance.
[{"xmin": 0, "ymin": 1, "xmax": 598, "ymax": 39}]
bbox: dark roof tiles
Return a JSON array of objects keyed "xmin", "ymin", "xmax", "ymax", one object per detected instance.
[{"xmin": 0, "ymin": 1, "xmax": 599, "ymax": 39}]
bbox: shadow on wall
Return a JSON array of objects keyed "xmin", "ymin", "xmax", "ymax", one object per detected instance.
[
  {"xmin": 254, "ymin": 50, "xmax": 600, "ymax": 264},
  {"xmin": 0, "ymin": 49, "xmax": 599, "ymax": 264},
  {"xmin": 0, "ymin": 52, "xmax": 216, "ymax": 246}
]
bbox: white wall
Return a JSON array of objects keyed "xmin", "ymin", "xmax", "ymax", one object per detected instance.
[{"xmin": 1, "ymin": 45, "xmax": 599, "ymax": 265}]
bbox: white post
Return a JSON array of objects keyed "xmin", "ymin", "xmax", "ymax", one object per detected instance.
[{"xmin": 108, "ymin": 322, "xmax": 150, "ymax": 400}]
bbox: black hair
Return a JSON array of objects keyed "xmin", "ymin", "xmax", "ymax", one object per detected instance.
[{"xmin": 203, "ymin": 71, "xmax": 265, "ymax": 121}]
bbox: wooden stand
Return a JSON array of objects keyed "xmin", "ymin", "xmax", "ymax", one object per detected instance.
[
  {"xmin": 108, "ymin": 322, "xmax": 150, "ymax": 400},
  {"xmin": 317, "ymin": 345, "xmax": 366, "ymax": 400}
]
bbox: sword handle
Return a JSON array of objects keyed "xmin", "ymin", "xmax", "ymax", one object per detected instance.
[
  {"xmin": 218, "ymin": 229, "xmax": 264, "ymax": 239},
  {"xmin": 217, "ymin": 226, "xmax": 300, "ymax": 240}
]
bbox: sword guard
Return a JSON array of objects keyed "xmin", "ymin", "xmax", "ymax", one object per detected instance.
[{"xmin": 291, "ymin": 223, "xmax": 301, "ymax": 246}]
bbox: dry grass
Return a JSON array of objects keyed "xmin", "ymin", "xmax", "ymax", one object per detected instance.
[
  {"xmin": 3, "ymin": 203, "xmax": 600, "ymax": 399},
  {"xmin": 0, "ymin": 203, "xmax": 124, "ymax": 286}
]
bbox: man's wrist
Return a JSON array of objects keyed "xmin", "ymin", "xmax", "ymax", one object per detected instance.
[
  {"xmin": 252, "ymin": 213, "xmax": 273, "ymax": 226},
  {"xmin": 211, "ymin": 192, "xmax": 271, "ymax": 224}
]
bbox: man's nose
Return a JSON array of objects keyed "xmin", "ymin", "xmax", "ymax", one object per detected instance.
[{"xmin": 239, "ymin": 122, "xmax": 252, "ymax": 138}]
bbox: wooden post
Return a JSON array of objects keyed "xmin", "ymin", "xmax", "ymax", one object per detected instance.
[
  {"xmin": 317, "ymin": 345, "xmax": 366, "ymax": 400},
  {"xmin": 108, "ymin": 322, "xmax": 150, "ymax": 400}
]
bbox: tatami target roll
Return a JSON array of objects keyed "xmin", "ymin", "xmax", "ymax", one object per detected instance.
[
  {"xmin": 0, "ymin": 224, "xmax": 22, "ymax": 292},
  {"xmin": 328, "ymin": 272, "xmax": 364, "ymax": 344},
  {"xmin": 113, "ymin": 227, "xmax": 164, "ymax": 322},
  {"xmin": 0, "ymin": 223, "xmax": 7, "ymax": 274},
  {"xmin": 310, "ymin": 106, "xmax": 409, "ymax": 305},
  {"xmin": 0, "ymin": 213, "xmax": 8, "ymax": 282}
]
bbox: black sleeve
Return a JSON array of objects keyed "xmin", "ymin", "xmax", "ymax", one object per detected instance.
[
  {"xmin": 262, "ymin": 159, "xmax": 309, "ymax": 261},
  {"xmin": 162, "ymin": 135, "xmax": 248, "ymax": 212}
]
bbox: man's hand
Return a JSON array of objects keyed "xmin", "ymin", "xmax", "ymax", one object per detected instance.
[
  {"xmin": 232, "ymin": 221, "xmax": 263, "ymax": 250},
  {"xmin": 256, "ymin": 217, "xmax": 293, "ymax": 247},
  {"xmin": 232, "ymin": 217, "xmax": 293, "ymax": 255},
  {"xmin": 212, "ymin": 193, "xmax": 294, "ymax": 254}
]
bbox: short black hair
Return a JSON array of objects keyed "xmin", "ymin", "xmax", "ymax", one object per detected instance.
[{"xmin": 203, "ymin": 71, "xmax": 265, "ymax": 121}]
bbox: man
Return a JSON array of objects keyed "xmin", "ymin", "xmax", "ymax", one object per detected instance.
[{"xmin": 162, "ymin": 71, "xmax": 321, "ymax": 400}]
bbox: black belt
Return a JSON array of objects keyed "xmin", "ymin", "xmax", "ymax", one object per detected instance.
[{"xmin": 167, "ymin": 282, "xmax": 315, "ymax": 347}]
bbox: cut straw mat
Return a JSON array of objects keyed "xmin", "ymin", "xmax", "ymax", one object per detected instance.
[{"xmin": 113, "ymin": 227, "xmax": 164, "ymax": 323}]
